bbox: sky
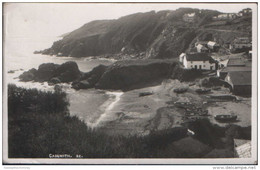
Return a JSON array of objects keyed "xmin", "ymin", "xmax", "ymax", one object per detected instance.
[{"xmin": 4, "ymin": 3, "xmax": 255, "ymax": 39}]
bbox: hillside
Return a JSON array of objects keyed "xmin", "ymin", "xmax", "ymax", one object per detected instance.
[{"xmin": 39, "ymin": 8, "xmax": 251, "ymax": 59}]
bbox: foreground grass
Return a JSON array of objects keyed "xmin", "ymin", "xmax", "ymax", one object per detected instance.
[
  {"xmin": 8, "ymin": 84, "xmax": 189, "ymax": 158},
  {"xmin": 8, "ymin": 84, "xmax": 251, "ymax": 158}
]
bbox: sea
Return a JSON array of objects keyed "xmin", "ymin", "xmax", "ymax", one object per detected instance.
[{"xmin": 4, "ymin": 36, "xmax": 123, "ymax": 128}]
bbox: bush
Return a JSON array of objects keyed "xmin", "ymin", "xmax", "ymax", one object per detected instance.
[{"xmin": 7, "ymin": 84, "xmax": 190, "ymax": 158}]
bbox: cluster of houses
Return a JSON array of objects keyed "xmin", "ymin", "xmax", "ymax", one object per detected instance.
[
  {"xmin": 179, "ymin": 47, "xmax": 252, "ymax": 95},
  {"xmin": 217, "ymin": 56, "xmax": 252, "ymax": 95},
  {"xmin": 195, "ymin": 40, "xmax": 220, "ymax": 53},
  {"xmin": 212, "ymin": 8, "xmax": 252, "ymax": 20},
  {"xmin": 229, "ymin": 37, "xmax": 252, "ymax": 52},
  {"xmin": 182, "ymin": 8, "xmax": 252, "ymax": 23}
]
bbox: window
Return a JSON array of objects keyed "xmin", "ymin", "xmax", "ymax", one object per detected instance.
[
  {"xmin": 191, "ymin": 65, "xmax": 193, "ymax": 68},
  {"xmin": 191, "ymin": 61, "xmax": 193, "ymax": 64},
  {"xmin": 203, "ymin": 61, "xmax": 205, "ymax": 63},
  {"xmin": 203, "ymin": 65, "xmax": 206, "ymax": 67}
]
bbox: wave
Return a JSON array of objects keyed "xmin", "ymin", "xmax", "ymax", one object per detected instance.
[{"xmin": 87, "ymin": 91, "xmax": 123, "ymax": 128}]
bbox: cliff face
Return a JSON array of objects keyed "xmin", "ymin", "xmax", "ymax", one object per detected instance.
[{"xmin": 41, "ymin": 8, "xmax": 251, "ymax": 59}]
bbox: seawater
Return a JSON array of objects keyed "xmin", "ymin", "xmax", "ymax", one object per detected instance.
[{"xmin": 4, "ymin": 36, "xmax": 118, "ymax": 127}]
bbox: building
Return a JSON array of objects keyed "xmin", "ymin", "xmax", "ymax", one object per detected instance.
[
  {"xmin": 196, "ymin": 44, "xmax": 209, "ymax": 53},
  {"xmin": 230, "ymin": 37, "xmax": 252, "ymax": 51},
  {"xmin": 234, "ymin": 139, "xmax": 251, "ymax": 158},
  {"xmin": 179, "ymin": 53, "xmax": 186, "ymax": 63},
  {"xmin": 195, "ymin": 41, "xmax": 209, "ymax": 53},
  {"xmin": 242, "ymin": 8, "xmax": 252, "ymax": 16},
  {"xmin": 213, "ymin": 13, "xmax": 237, "ymax": 20},
  {"xmin": 217, "ymin": 66, "xmax": 251, "ymax": 79},
  {"xmin": 183, "ymin": 13, "xmax": 196, "ymax": 22},
  {"xmin": 195, "ymin": 41, "xmax": 208, "ymax": 47},
  {"xmin": 207, "ymin": 41, "xmax": 220, "ymax": 52},
  {"xmin": 226, "ymin": 58, "xmax": 246, "ymax": 67},
  {"xmin": 237, "ymin": 12, "xmax": 243, "ymax": 17},
  {"xmin": 225, "ymin": 71, "xmax": 251, "ymax": 95},
  {"xmin": 248, "ymin": 51, "xmax": 252, "ymax": 61},
  {"xmin": 179, "ymin": 53, "xmax": 217, "ymax": 70}
]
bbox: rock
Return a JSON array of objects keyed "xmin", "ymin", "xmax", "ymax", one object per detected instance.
[
  {"xmin": 36, "ymin": 63, "xmax": 59, "ymax": 82},
  {"xmin": 73, "ymin": 64, "xmax": 108, "ymax": 90},
  {"xmin": 48, "ymin": 77, "xmax": 61, "ymax": 85},
  {"xmin": 55, "ymin": 61, "xmax": 81, "ymax": 82},
  {"xmin": 19, "ymin": 68, "xmax": 37, "ymax": 82},
  {"xmin": 19, "ymin": 61, "xmax": 81, "ymax": 84},
  {"xmin": 200, "ymin": 77, "xmax": 228, "ymax": 88},
  {"xmin": 71, "ymin": 80, "xmax": 92, "ymax": 90},
  {"xmin": 95, "ymin": 59, "xmax": 177, "ymax": 91},
  {"xmin": 8, "ymin": 70, "xmax": 15, "ymax": 73},
  {"xmin": 54, "ymin": 85, "xmax": 63, "ymax": 93}
]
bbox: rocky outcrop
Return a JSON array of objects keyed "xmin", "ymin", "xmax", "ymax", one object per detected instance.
[
  {"xmin": 19, "ymin": 61, "xmax": 81, "ymax": 84},
  {"xmin": 19, "ymin": 68, "xmax": 38, "ymax": 82},
  {"xmin": 20, "ymin": 59, "xmax": 206, "ymax": 91},
  {"xmin": 72, "ymin": 64, "xmax": 108, "ymax": 90},
  {"xmin": 71, "ymin": 60, "xmax": 177, "ymax": 91},
  {"xmin": 95, "ymin": 59, "xmax": 177, "ymax": 91}
]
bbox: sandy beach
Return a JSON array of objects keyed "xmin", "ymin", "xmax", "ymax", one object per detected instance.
[{"xmin": 97, "ymin": 79, "xmax": 251, "ymax": 136}]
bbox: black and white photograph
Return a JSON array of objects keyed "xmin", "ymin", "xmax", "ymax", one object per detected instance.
[{"xmin": 2, "ymin": 2, "xmax": 257, "ymax": 165}]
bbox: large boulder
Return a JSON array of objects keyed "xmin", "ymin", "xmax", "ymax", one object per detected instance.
[
  {"xmin": 35, "ymin": 63, "xmax": 59, "ymax": 82},
  {"xmin": 19, "ymin": 61, "xmax": 82, "ymax": 83},
  {"xmin": 71, "ymin": 80, "xmax": 92, "ymax": 90},
  {"xmin": 19, "ymin": 68, "xmax": 37, "ymax": 82},
  {"xmin": 48, "ymin": 77, "xmax": 61, "ymax": 86},
  {"xmin": 54, "ymin": 61, "xmax": 81, "ymax": 82},
  {"xmin": 71, "ymin": 64, "xmax": 108, "ymax": 90}
]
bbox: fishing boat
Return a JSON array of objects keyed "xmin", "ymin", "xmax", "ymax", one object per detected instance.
[
  {"xmin": 214, "ymin": 114, "xmax": 237, "ymax": 122},
  {"xmin": 173, "ymin": 87, "xmax": 188, "ymax": 93},
  {"xmin": 195, "ymin": 88, "xmax": 211, "ymax": 94},
  {"xmin": 139, "ymin": 92, "xmax": 153, "ymax": 97}
]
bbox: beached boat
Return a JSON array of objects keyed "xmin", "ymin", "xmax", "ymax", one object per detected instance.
[
  {"xmin": 195, "ymin": 88, "xmax": 211, "ymax": 94},
  {"xmin": 173, "ymin": 87, "xmax": 188, "ymax": 93},
  {"xmin": 139, "ymin": 92, "xmax": 153, "ymax": 97},
  {"xmin": 214, "ymin": 114, "xmax": 237, "ymax": 122}
]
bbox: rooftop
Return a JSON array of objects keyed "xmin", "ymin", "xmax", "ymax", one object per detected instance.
[
  {"xmin": 186, "ymin": 53, "xmax": 215, "ymax": 63},
  {"xmin": 208, "ymin": 41, "xmax": 218, "ymax": 46},
  {"xmin": 184, "ymin": 13, "xmax": 195, "ymax": 17},
  {"xmin": 221, "ymin": 66, "xmax": 251, "ymax": 73},
  {"xmin": 235, "ymin": 141, "xmax": 251, "ymax": 158},
  {"xmin": 197, "ymin": 44, "xmax": 208, "ymax": 50},
  {"xmin": 227, "ymin": 58, "xmax": 246, "ymax": 67},
  {"xmin": 196, "ymin": 41, "xmax": 208, "ymax": 46},
  {"xmin": 228, "ymin": 71, "xmax": 252, "ymax": 86}
]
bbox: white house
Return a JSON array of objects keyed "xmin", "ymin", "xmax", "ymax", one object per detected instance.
[
  {"xmin": 183, "ymin": 13, "xmax": 196, "ymax": 22},
  {"xmin": 179, "ymin": 53, "xmax": 217, "ymax": 70},
  {"xmin": 207, "ymin": 41, "xmax": 220, "ymax": 51}
]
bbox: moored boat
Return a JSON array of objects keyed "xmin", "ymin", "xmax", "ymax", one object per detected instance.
[
  {"xmin": 195, "ymin": 88, "xmax": 211, "ymax": 94},
  {"xmin": 174, "ymin": 87, "xmax": 188, "ymax": 93},
  {"xmin": 214, "ymin": 114, "xmax": 237, "ymax": 122}
]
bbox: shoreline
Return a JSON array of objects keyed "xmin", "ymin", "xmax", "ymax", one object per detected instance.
[{"xmin": 86, "ymin": 91, "xmax": 124, "ymax": 128}]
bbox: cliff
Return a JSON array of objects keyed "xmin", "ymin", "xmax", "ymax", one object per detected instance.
[
  {"xmin": 40, "ymin": 8, "xmax": 251, "ymax": 59},
  {"xmin": 39, "ymin": 8, "xmax": 228, "ymax": 59}
]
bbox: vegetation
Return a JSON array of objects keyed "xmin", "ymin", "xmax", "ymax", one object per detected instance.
[
  {"xmin": 8, "ymin": 84, "xmax": 188, "ymax": 158},
  {"xmin": 8, "ymin": 84, "xmax": 251, "ymax": 158}
]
